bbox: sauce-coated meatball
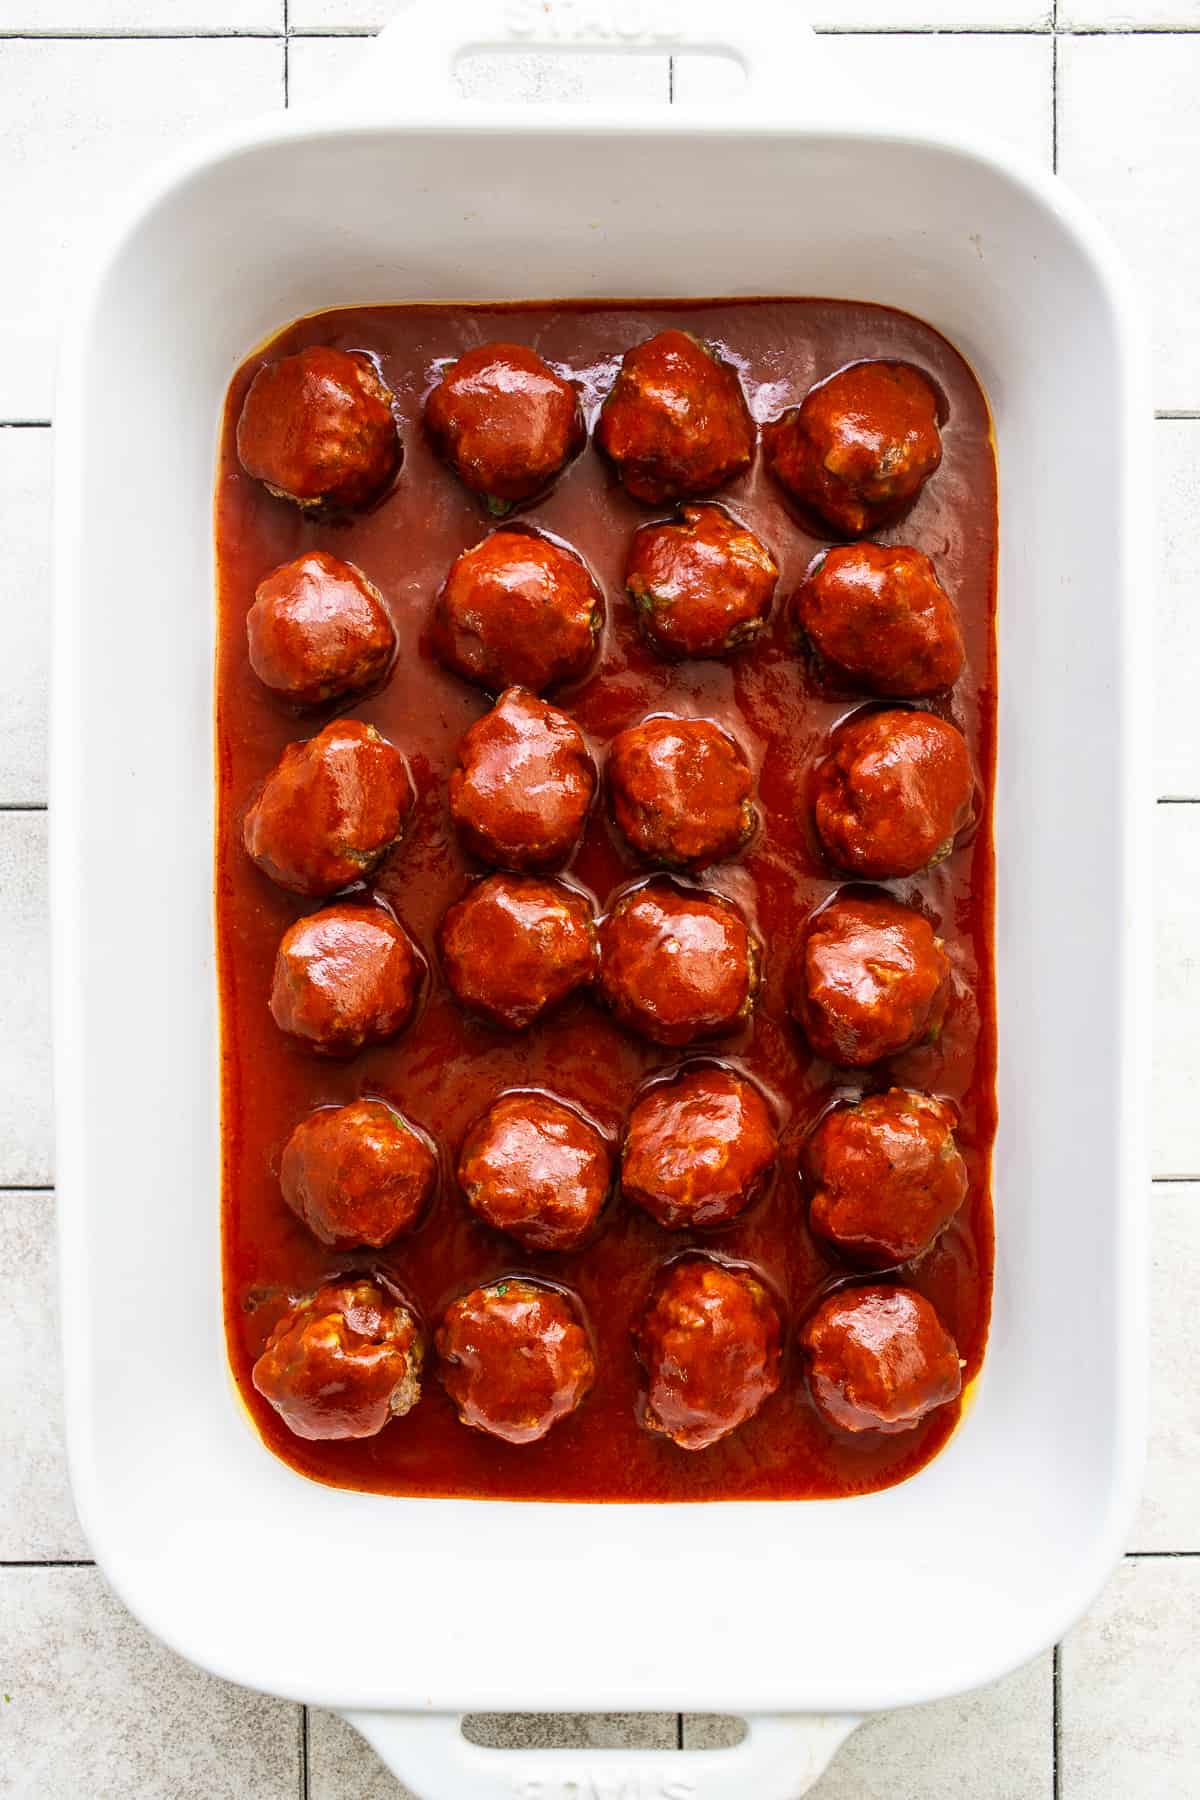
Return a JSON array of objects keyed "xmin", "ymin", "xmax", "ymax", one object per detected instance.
[
  {"xmin": 793, "ymin": 893, "xmax": 949, "ymax": 1068},
  {"xmin": 794, "ymin": 543, "xmax": 964, "ymax": 697},
  {"xmin": 805, "ymin": 1089, "xmax": 968, "ymax": 1266},
  {"xmin": 625, "ymin": 503, "xmax": 778, "ymax": 659},
  {"xmin": 439, "ymin": 874, "xmax": 596, "ymax": 1030},
  {"xmin": 252, "ymin": 1278, "xmax": 423, "ymax": 1440},
  {"xmin": 437, "ymin": 1278, "xmax": 595, "ymax": 1444},
  {"xmin": 636, "ymin": 1257, "xmax": 781, "ymax": 1450},
  {"xmin": 800, "ymin": 1285, "xmax": 962, "ymax": 1434},
  {"xmin": 432, "ymin": 528, "xmax": 602, "ymax": 695},
  {"xmin": 243, "ymin": 720, "xmax": 413, "ymax": 897},
  {"xmin": 765, "ymin": 361, "xmax": 942, "ymax": 538},
  {"xmin": 449, "ymin": 687, "xmax": 596, "ymax": 871},
  {"xmin": 424, "ymin": 341, "xmax": 584, "ymax": 511},
  {"xmin": 608, "ymin": 716, "xmax": 755, "ymax": 870},
  {"xmin": 458, "ymin": 1092, "xmax": 611, "ymax": 1251},
  {"xmin": 280, "ymin": 1099, "xmax": 437, "ymax": 1249},
  {"xmin": 813, "ymin": 709, "xmax": 974, "ymax": 880},
  {"xmin": 596, "ymin": 329, "xmax": 755, "ymax": 504},
  {"xmin": 271, "ymin": 902, "xmax": 421, "ymax": 1056},
  {"xmin": 236, "ymin": 346, "xmax": 401, "ymax": 515},
  {"xmin": 622, "ymin": 1067, "xmax": 777, "ymax": 1230},
  {"xmin": 599, "ymin": 880, "xmax": 759, "ymax": 1047},
  {"xmin": 246, "ymin": 551, "xmax": 397, "ymax": 707}
]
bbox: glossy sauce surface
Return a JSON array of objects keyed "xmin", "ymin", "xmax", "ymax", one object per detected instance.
[{"xmin": 216, "ymin": 298, "xmax": 997, "ymax": 1502}]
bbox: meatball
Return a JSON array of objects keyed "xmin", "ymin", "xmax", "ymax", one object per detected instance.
[
  {"xmin": 608, "ymin": 716, "xmax": 756, "ymax": 870},
  {"xmin": 813, "ymin": 709, "xmax": 974, "ymax": 880},
  {"xmin": 596, "ymin": 329, "xmax": 755, "ymax": 504},
  {"xmin": 424, "ymin": 341, "xmax": 585, "ymax": 511},
  {"xmin": 236, "ymin": 346, "xmax": 401, "ymax": 515},
  {"xmin": 252, "ymin": 1278, "xmax": 422, "ymax": 1441},
  {"xmin": 793, "ymin": 893, "xmax": 950, "ymax": 1068},
  {"xmin": 622, "ymin": 1067, "xmax": 777, "ymax": 1230},
  {"xmin": 765, "ymin": 361, "xmax": 942, "ymax": 538},
  {"xmin": 449, "ymin": 687, "xmax": 596, "ymax": 871},
  {"xmin": 599, "ymin": 880, "xmax": 759, "ymax": 1047},
  {"xmin": 805, "ymin": 1089, "xmax": 968, "ymax": 1266},
  {"xmin": 625, "ymin": 503, "xmax": 778, "ymax": 660},
  {"xmin": 243, "ymin": 720, "xmax": 413, "ymax": 897},
  {"xmin": 437, "ymin": 1278, "xmax": 595, "ymax": 1444},
  {"xmin": 270, "ymin": 902, "xmax": 421, "ymax": 1056},
  {"xmin": 246, "ymin": 551, "xmax": 396, "ymax": 708},
  {"xmin": 800, "ymin": 1284, "xmax": 962, "ymax": 1434},
  {"xmin": 458, "ymin": 1092, "xmax": 611, "ymax": 1252},
  {"xmin": 636, "ymin": 1257, "xmax": 781, "ymax": 1450},
  {"xmin": 794, "ymin": 543, "xmax": 965, "ymax": 697},
  {"xmin": 439, "ymin": 874, "xmax": 596, "ymax": 1030},
  {"xmin": 280, "ymin": 1099, "xmax": 437, "ymax": 1249},
  {"xmin": 432, "ymin": 529, "xmax": 602, "ymax": 695}
]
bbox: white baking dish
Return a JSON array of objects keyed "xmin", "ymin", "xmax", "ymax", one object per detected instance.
[{"xmin": 52, "ymin": 3, "xmax": 1150, "ymax": 1794}]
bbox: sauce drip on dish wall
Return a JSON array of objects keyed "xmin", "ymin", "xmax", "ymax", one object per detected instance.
[{"xmin": 215, "ymin": 298, "xmax": 997, "ymax": 1502}]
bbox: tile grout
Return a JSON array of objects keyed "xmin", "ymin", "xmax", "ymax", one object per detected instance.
[
  {"xmin": 2, "ymin": 1552, "xmax": 1196, "ymax": 1568},
  {"xmin": 4, "ymin": 24, "xmax": 1200, "ymax": 41},
  {"xmin": 0, "ymin": 28, "xmax": 283, "ymax": 39},
  {"xmin": 0, "ymin": 1559, "xmax": 95, "ymax": 1568},
  {"xmin": 299, "ymin": 1703, "xmax": 309, "ymax": 1800},
  {"xmin": 1052, "ymin": 1642, "xmax": 1062, "ymax": 1799}
]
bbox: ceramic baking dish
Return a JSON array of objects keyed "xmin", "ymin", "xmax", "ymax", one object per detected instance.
[{"xmin": 52, "ymin": 3, "xmax": 1150, "ymax": 1794}]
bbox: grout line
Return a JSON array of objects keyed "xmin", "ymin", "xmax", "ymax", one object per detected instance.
[
  {"xmin": 0, "ymin": 1186, "xmax": 55, "ymax": 1194},
  {"xmin": 1152, "ymin": 1174, "xmax": 1200, "ymax": 1183},
  {"xmin": 299, "ymin": 1704, "xmax": 309, "ymax": 1800},
  {"xmin": 668, "ymin": 53, "xmax": 674, "ymax": 104},
  {"xmin": 1052, "ymin": 1643, "xmax": 1062, "ymax": 1799},
  {"xmin": 0, "ymin": 28, "xmax": 282, "ymax": 39},
  {"xmin": 1128, "ymin": 1549, "xmax": 1200, "ymax": 1558},
  {"xmin": 0, "ymin": 1559, "xmax": 95, "ymax": 1568},
  {"xmin": 1066, "ymin": 21, "xmax": 1200, "ymax": 32},
  {"xmin": 0, "ymin": 420, "xmax": 51, "ymax": 429},
  {"xmin": 676, "ymin": 1714, "xmax": 684, "ymax": 1750},
  {"xmin": 814, "ymin": 22, "xmax": 1200, "ymax": 34},
  {"xmin": 1156, "ymin": 410, "xmax": 1200, "ymax": 420},
  {"xmin": 0, "ymin": 803, "xmax": 47, "ymax": 813},
  {"xmin": 816, "ymin": 22, "xmax": 1049, "ymax": 32},
  {"xmin": 282, "ymin": 0, "xmax": 289, "ymax": 108},
  {"xmin": 1158, "ymin": 796, "xmax": 1200, "ymax": 803},
  {"xmin": 1051, "ymin": 30, "xmax": 1059, "ymax": 173},
  {"xmin": 5, "ymin": 23, "xmax": 1200, "ymax": 41}
]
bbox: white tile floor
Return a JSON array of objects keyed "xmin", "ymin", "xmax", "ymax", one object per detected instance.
[{"xmin": 0, "ymin": 6, "xmax": 1195, "ymax": 1797}]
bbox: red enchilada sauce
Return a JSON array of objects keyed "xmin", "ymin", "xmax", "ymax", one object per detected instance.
[{"xmin": 215, "ymin": 299, "xmax": 996, "ymax": 1501}]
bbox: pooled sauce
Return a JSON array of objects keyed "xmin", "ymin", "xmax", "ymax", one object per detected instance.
[{"xmin": 215, "ymin": 299, "xmax": 997, "ymax": 1502}]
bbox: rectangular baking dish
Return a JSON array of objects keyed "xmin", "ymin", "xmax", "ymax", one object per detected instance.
[{"xmin": 52, "ymin": 5, "xmax": 1150, "ymax": 1795}]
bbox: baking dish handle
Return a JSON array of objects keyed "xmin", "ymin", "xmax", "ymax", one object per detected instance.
[
  {"xmin": 341, "ymin": 0, "xmax": 832, "ymax": 118},
  {"xmin": 341, "ymin": 1708, "xmax": 862, "ymax": 1799}
]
